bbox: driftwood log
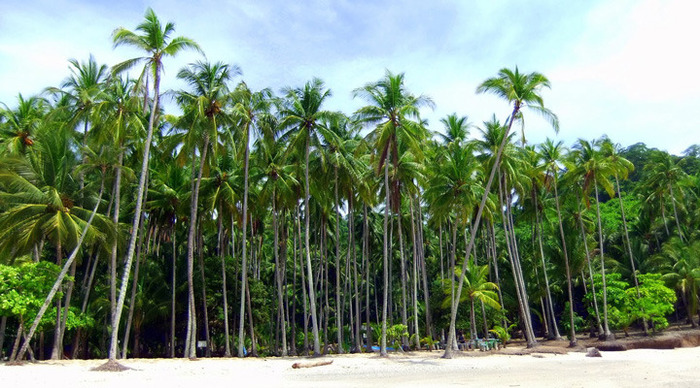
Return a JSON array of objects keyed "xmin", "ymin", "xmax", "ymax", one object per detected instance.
[{"xmin": 292, "ymin": 360, "xmax": 334, "ymax": 369}]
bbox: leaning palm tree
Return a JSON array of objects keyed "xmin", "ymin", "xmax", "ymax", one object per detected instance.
[
  {"xmin": 107, "ymin": 7, "xmax": 201, "ymax": 364},
  {"xmin": 353, "ymin": 70, "xmax": 433, "ymax": 356},
  {"xmin": 444, "ymin": 67, "xmax": 558, "ymax": 358},
  {"xmin": 277, "ymin": 78, "xmax": 333, "ymax": 356}
]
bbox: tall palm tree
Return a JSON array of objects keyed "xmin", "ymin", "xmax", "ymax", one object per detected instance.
[
  {"xmin": 353, "ymin": 70, "xmax": 433, "ymax": 356},
  {"xmin": 108, "ymin": 7, "xmax": 201, "ymax": 363},
  {"xmin": 278, "ymin": 78, "xmax": 333, "ymax": 356},
  {"xmin": 174, "ymin": 60, "xmax": 236, "ymax": 358},
  {"xmin": 539, "ymin": 138, "xmax": 577, "ymax": 346},
  {"xmin": 571, "ymin": 138, "xmax": 616, "ymax": 340},
  {"xmin": 444, "ymin": 67, "xmax": 558, "ymax": 357},
  {"xmin": 231, "ymin": 82, "xmax": 274, "ymax": 357}
]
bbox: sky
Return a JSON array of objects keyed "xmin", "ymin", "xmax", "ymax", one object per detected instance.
[{"xmin": 1, "ymin": 0, "xmax": 698, "ymax": 155}]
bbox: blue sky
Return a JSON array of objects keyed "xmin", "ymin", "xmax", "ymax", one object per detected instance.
[{"xmin": 1, "ymin": 0, "xmax": 698, "ymax": 154}]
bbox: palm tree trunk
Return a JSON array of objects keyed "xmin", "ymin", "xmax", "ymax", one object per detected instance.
[
  {"xmin": 409, "ymin": 196, "xmax": 421, "ymax": 349},
  {"xmin": 170, "ymin": 221, "xmax": 177, "ymax": 358},
  {"xmin": 185, "ymin": 131, "xmax": 210, "ymax": 358},
  {"xmin": 109, "ymin": 152, "xmax": 124, "ymax": 339},
  {"xmin": 333, "ymin": 166, "xmax": 344, "ymax": 353},
  {"xmin": 553, "ymin": 177, "xmax": 577, "ymax": 346},
  {"xmin": 416, "ymin": 197, "xmax": 434, "ymax": 343},
  {"xmin": 218, "ymin": 211, "xmax": 231, "ymax": 357},
  {"xmin": 594, "ymin": 177, "xmax": 614, "ymax": 340},
  {"xmin": 397, "ymin": 205, "xmax": 409, "ymax": 348},
  {"xmin": 349, "ymin": 195, "xmax": 362, "ymax": 353},
  {"xmin": 108, "ymin": 65, "xmax": 161, "ymax": 362},
  {"xmin": 122, "ymin": 213, "xmax": 147, "ymax": 358},
  {"xmin": 380, "ymin": 152, "xmax": 390, "ymax": 357},
  {"xmin": 668, "ymin": 184, "xmax": 684, "ymax": 242},
  {"xmin": 536, "ymin": 210, "xmax": 562, "ymax": 340},
  {"xmin": 198, "ymin": 228, "xmax": 212, "ymax": 357},
  {"xmin": 303, "ymin": 137, "xmax": 321, "ymax": 356},
  {"xmin": 576, "ymin": 193, "xmax": 603, "ymax": 335},
  {"xmin": 237, "ymin": 124, "xmax": 251, "ymax": 358},
  {"xmin": 363, "ymin": 204, "xmax": 373, "ymax": 352},
  {"xmin": 273, "ymin": 191, "xmax": 288, "ymax": 356}
]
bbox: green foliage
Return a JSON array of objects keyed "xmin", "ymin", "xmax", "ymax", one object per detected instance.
[
  {"xmin": 387, "ymin": 324, "xmax": 408, "ymax": 350},
  {"xmin": 628, "ymin": 273, "xmax": 676, "ymax": 331},
  {"xmin": 584, "ymin": 272, "xmax": 676, "ymax": 333},
  {"xmin": 583, "ymin": 273, "xmax": 630, "ymax": 330},
  {"xmin": 488, "ymin": 324, "xmax": 516, "ymax": 347},
  {"xmin": 561, "ymin": 301, "xmax": 586, "ymax": 336},
  {"xmin": 0, "ymin": 262, "xmax": 63, "ymax": 323}
]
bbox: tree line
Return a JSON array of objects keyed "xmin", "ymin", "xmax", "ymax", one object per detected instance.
[{"xmin": 1, "ymin": 8, "xmax": 699, "ymax": 362}]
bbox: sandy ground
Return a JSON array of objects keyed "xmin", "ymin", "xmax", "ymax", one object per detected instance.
[{"xmin": 2, "ymin": 346, "xmax": 700, "ymax": 388}]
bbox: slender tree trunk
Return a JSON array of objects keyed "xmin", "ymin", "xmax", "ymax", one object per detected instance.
[
  {"xmin": 298, "ymin": 208, "xmax": 309, "ymax": 355},
  {"xmin": 198, "ymin": 228, "xmax": 212, "ymax": 357},
  {"xmin": 576, "ymin": 193, "xmax": 603, "ymax": 335},
  {"xmin": 108, "ymin": 66, "xmax": 161, "ymax": 362},
  {"xmin": 594, "ymin": 177, "xmax": 614, "ymax": 340},
  {"xmin": 397, "ymin": 205, "xmax": 409, "ymax": 348},
  {"xmin": 553, "ymin": 177, "xmax": 577, "ymax": 346},
  {"xmin": 380, "ymin": 150, "xmax": 391, "ymax": 357},
  {"xmin": 668, "ymin": 184, "xmax": 684, "ymax": 242},
  {"xmin": 273, "ymin": 191, "xmax": 288, "ymax": 356},
  {"xmin": 122, "ymin": 213, "xmax": 147, "ymax": 358},
  {"xmin": 238, "ymin": 123, "xmax": 251, "ymax": 358},
  {"xmin": 363, "ymin": 204, "xmax": 372, "ymax": 352},
  {"xmin": 109, "ymin": 153, "xmax": 124, "ymax": 339},
  {"xmin": 185, "ymin": 132, "xmax": 210, "ymax": 358},
  {"xmin": 333, "ymin": 166, "xmax": 344, "ymax": 353},
  {"xmin": 416, "ymin": 197, "xmax": 434, "ymax": 343},
  {"xmin": 303, "ymin": 137, "xmax": 321, "ymax": 356},
  {"xmin": 170, "ymin": 221, "xmax": 177, "ymax": 358},
  {"xmin": 536, "ymin": 210, "xmax": 562, "ymax": 340},
  {"xmin": 350, "ymin": 196, "xmax": 362, "ymax": 353},
  {"xmin": 409, "ymin": 196, "xmax": 420, "ymax": 349}
]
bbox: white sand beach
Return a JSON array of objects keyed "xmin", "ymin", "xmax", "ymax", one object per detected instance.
[{"xmin": 2, "ymin": 346, "xmax": 699, "ymax": 388}]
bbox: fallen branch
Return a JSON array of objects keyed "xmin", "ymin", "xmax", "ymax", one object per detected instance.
[{"xmin": 292, "ymin": 360, "xmax": 333, "ymax": 369}]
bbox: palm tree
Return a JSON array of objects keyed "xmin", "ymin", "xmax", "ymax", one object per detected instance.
[
  {"xmin": 643, "ymin": 151, "xmax": 688, "ymax": 242},
  {"xmin": 444, "ymin": 67, "xmax": 558, "ymax": 357},
  {"xmin": 108, "ymin": 7, "xmax": 201, "ymax": 363},
  {"xmin": 657, "ymin": 238, "xmax": 700, "ymax": 326},
  {"xmin": 571, "ymin": 138, "xmax": 616, "ymax": 340},
  {"xmin": 255, "ymin": 129, "xmax": 300, "ymax": 356},
  {"xmin": 0, "ymin": 94, "xmax": 47, "ymax": 156},
  {"xmin": 600, "ymin": 137, "xmax": 648, "ymax": 333},
  {"xmin": 539, "ymin": 138, "xmax": 577, "ymax": 346},
  {"xmin": 278, "ymin": 78, "xmax": 333, "ymax": 355},
  {"xmin": 173, "ymin": 60, "xmax": 236, "ymax": 358},
  {"xmin": 231, "ymin": 82, "xmax": 274, "ymax": 357},
  {"xmin": 452, "ymin": 262, "xmax": 500, "ymax": 341},
  {"xmin": 353, "ymin": 70, "xmax": 433, "ymax": 356},
  {"xmin": 437, "ymin": 113, "xmax": 472, "ymax": 146}
]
